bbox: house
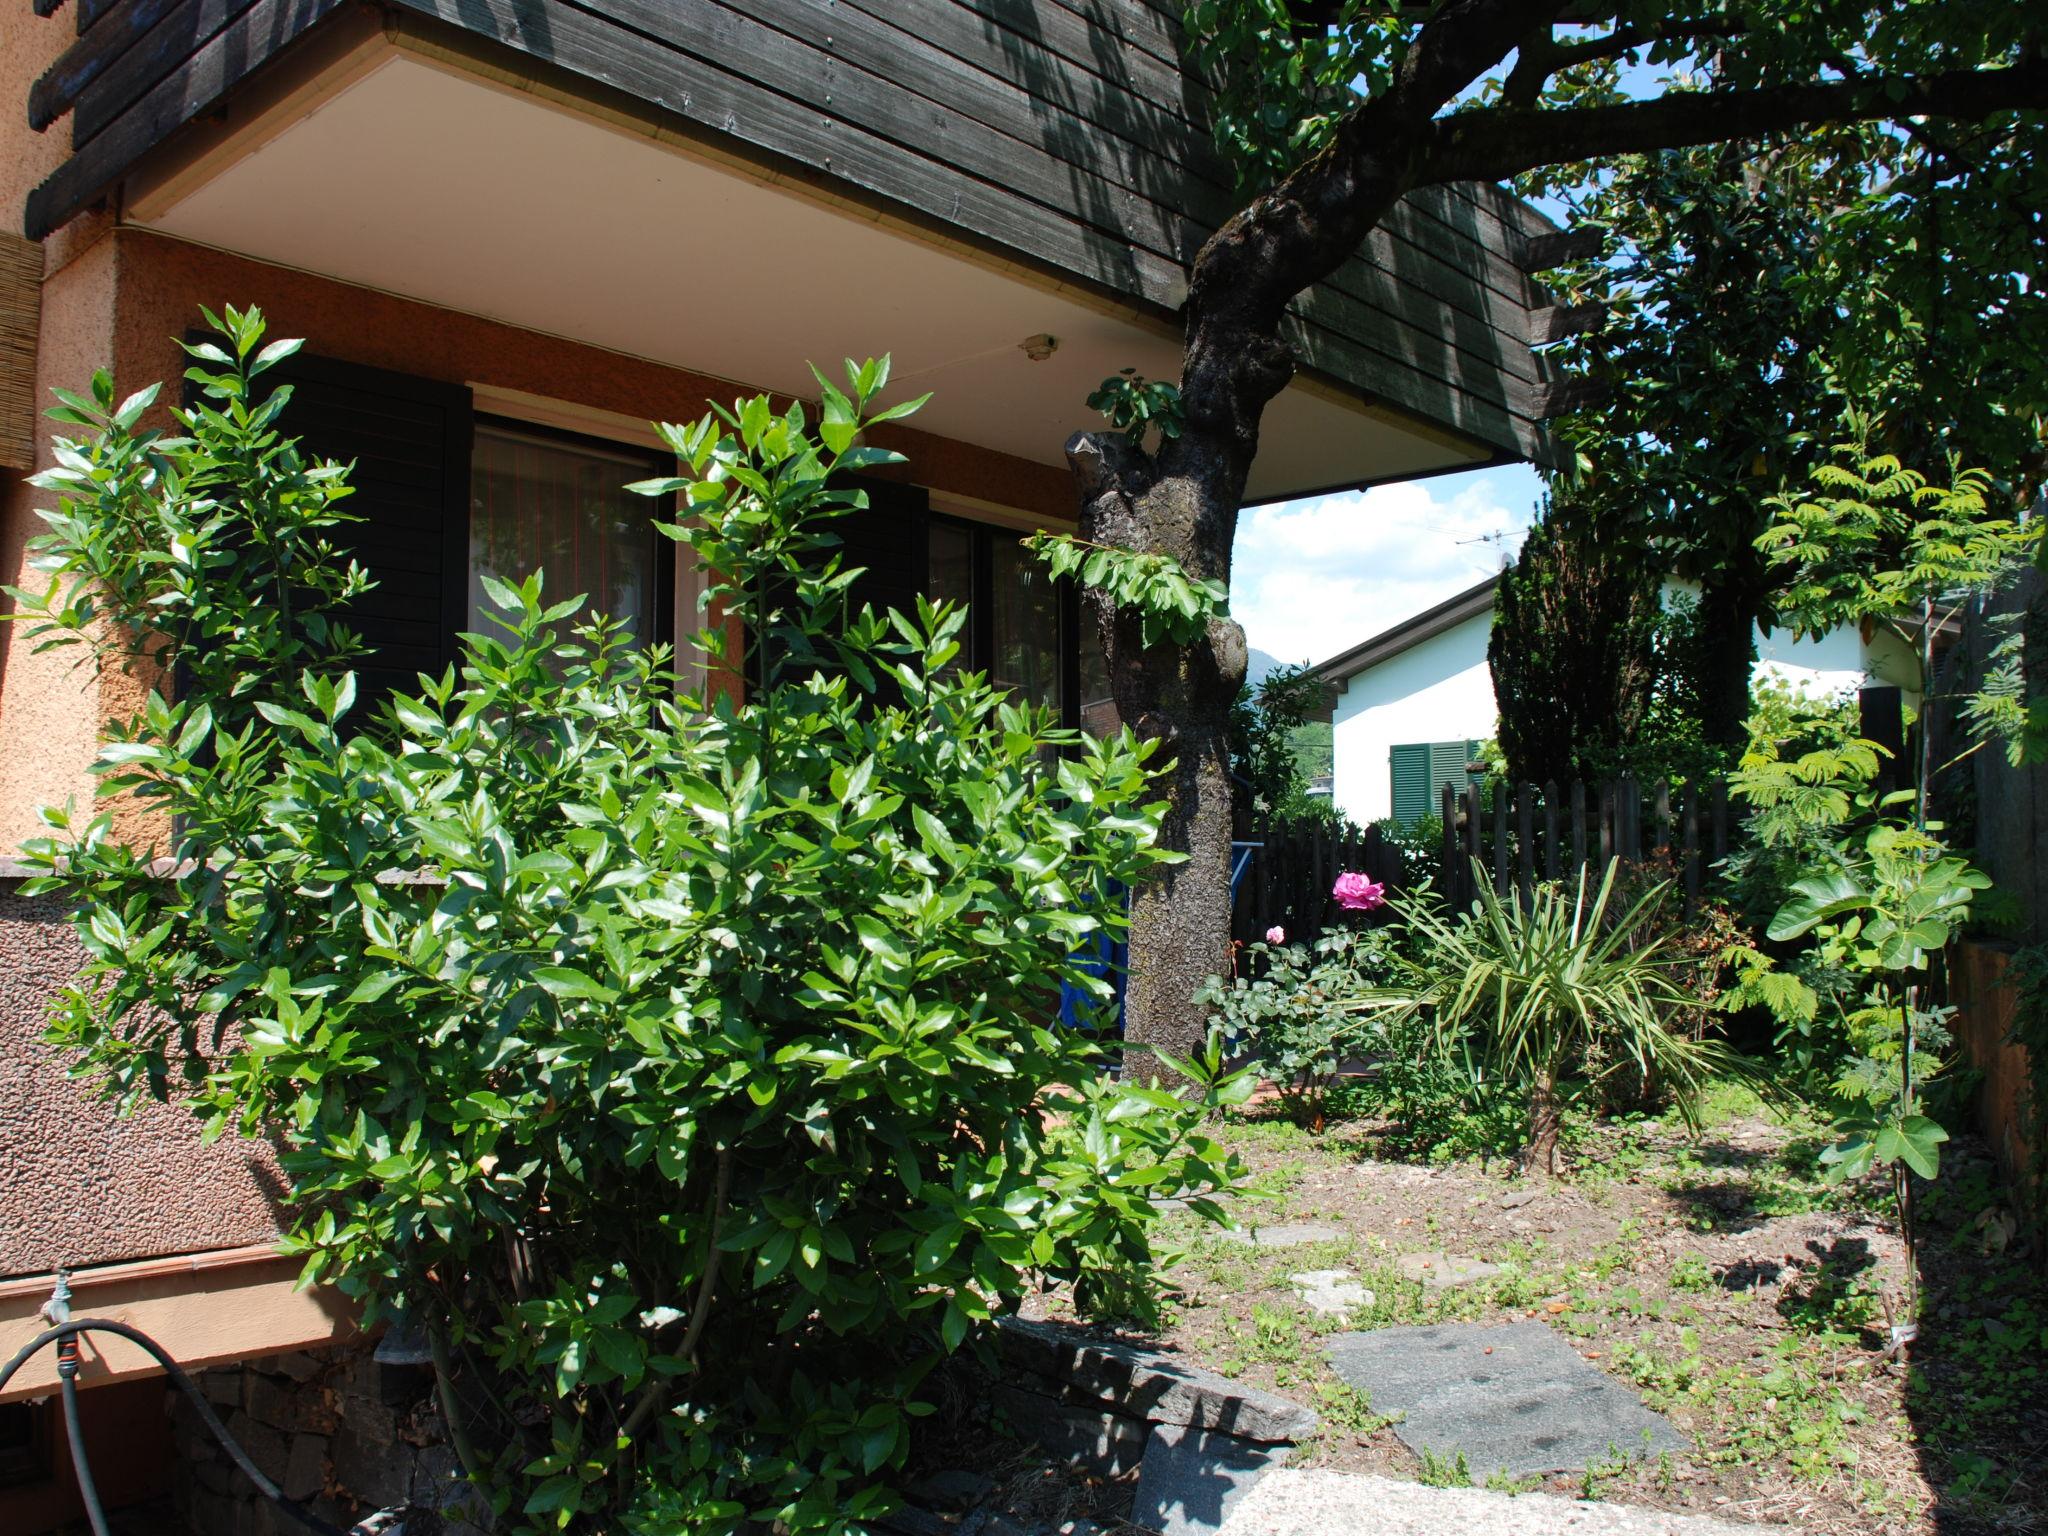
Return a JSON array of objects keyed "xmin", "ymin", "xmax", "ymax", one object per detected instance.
[
  {"xmin": 0, "ymin": 3, "xmax": 1565, "ymax": 1529},
  {"xmin": 1308, "ymin": 573, "xmax": 1924, "ymax": 827}
]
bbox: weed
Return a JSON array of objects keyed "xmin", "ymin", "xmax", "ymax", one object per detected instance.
[
  {"xmin": 1416, "ymin": 1447, "xmax": 1472, "ymax": 1488},
  {"xmin": 1609, "ymin": 1330, "xmax": 1858, "ymax": 1480},
  {"xmin": 1483, "ymin": 1466, "xmax": 1542, "ymax": 1494},
  {"xmin": 1313, "ymin": 1379, "xmax": 1398, "ymax": 1437},
  {"xmin": 1579, "ymin": 1445, "xmax": 1634, "ymax": 1500},
  {"xmin": 1669, "ymin": 1254, "xmax": 1713, "ymax": 1293}
]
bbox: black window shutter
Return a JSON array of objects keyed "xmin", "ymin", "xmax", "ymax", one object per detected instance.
[
  {"xmin": 755, "ymin": 475, "xmax": 929, "ymax": 691},
  {"xmin": 835, "ymin": 475, "xmax": 930, "ymax": 624},
  {"xmin": 268, "ymin": 355, "xmax": 474, "ymax": 715}
]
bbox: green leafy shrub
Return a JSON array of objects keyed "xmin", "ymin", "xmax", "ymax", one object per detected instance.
[
  {"xmin": 1369, "ymin": 813, "xmax": 1441, "ymax": 884},
  {"xmin": 1196, "ymin": 927, "xmax": 1396, "ymax": 1129},
  {"xmin": 14, "ymin": 308, "xmax": 1248, "ymax": 1533},
  {"xmin": 1024, "ymin": 530, "xmax": 1226, "ymax": 648}
]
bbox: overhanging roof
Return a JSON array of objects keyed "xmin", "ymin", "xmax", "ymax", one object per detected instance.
[
  {"xmin": 1308, "ymin": 572, "xmax": 1501, "ymax": 688},
  {"xmin": 21, "ymin": 0, "xmax": 1572, "ymax": 481}
]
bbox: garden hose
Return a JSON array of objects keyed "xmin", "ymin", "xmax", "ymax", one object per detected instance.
[{"xmin": 0, "ymin": 1312, "xmax": 381, "ymax": 1536}]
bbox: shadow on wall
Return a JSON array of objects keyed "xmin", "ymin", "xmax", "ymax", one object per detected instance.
[{"xmin": 0, "ymin": 881, "xmax": 293, "ymax": 1278}]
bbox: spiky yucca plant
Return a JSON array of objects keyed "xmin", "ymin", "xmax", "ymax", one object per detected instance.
[{"xmin": 1359, "ymin": 859, "xmax": 1744, "ymax": 1176}]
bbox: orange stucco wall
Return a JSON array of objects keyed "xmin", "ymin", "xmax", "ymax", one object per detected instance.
[{"xmin": 0, "ymin": 8, "xmax": 68, "ymax": 224}]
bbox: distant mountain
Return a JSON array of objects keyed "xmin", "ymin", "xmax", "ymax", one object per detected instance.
[{"xmin": 1244, "ymin": 647, "xmax": 1309, "ymax": 695}]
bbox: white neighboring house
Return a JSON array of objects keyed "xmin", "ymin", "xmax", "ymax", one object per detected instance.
[{"xmin": 1305, "ymin": 574, "xmax": 1923, "ymax": 828}]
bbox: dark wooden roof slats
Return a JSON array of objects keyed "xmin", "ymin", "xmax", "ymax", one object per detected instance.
[
  {"xmin": 798, "ymin": 0, "xmax": 1239, "ymax": 223},
  {"xmin": 21, "ymin": 0, "xmax": 1561, "ymax": 460},
  {"xmin": 927, "ymin": 0, "xmax": 1223, "ymax": 173},
  {"xmin": 575, "ymin": 0, "xmax": 1204, "ymax": 268},
  {"xmin": 28, "ymin": 0, "xmax": 185, "ymax": 131},
  {"xmin": 23, "ymin": 0, "xmax": 348, "ymax": 241},
  {"xmin": 70, "ymin": 0, "xmax": 264, "ymax": 147},
  {"xmin": 1058, "ymin": 0, "xmax": 1184, "ymax": 73}
]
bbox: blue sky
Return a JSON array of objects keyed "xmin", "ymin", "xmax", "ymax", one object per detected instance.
[
  {"xmin": 1228, "ymin": 53, "xmax": 1683, "ymax": 671},
  {"xmin": 1230, "ymin": 461, "xmax": 1543, "ymax": 669}
]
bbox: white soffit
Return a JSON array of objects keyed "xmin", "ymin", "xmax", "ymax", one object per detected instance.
[{"xmin": 138, "ymin": 55, "xmax": 1487, "ymax": 500}]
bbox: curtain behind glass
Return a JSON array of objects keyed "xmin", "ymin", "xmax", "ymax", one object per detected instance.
[
  {"xmin": 469, "ymin": 425, "xmax": 658, "ymax": 644},
  {"xmin": 989, "ymin": 535, "xmax": 1061, "ymax": 713}
]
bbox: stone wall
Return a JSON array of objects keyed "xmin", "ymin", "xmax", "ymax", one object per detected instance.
[{"xmin": 172, "ymin": 1341, "xmax": 480, "ymax": 1536}]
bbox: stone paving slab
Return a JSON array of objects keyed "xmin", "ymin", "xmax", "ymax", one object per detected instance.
[
  {"xmin": 1394, "ymin": 1250, "xmax": 1500, "ymax": 1288},
  {"xmin": 996, "ymin": 1318, "xmax": 1318, "ymax": 1443},
  {"xmin": 1325, "ymin": 1322, "xmax": 1689, "ymax": 1478},
  {"xmin": 1218, "ymin": 1469, "xmax": 1775, "ymax": 1535},
  {"xmin": 1288, "ymin": 1270, "xmax": 1372, "ymax": 1316},
  {"xmin": 1132, "ymin": 1423, "xmax": 1292, "ymax": 1536}
]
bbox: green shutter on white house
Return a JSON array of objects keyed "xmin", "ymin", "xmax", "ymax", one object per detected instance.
[
  {"xmin": 1431, "ymin": 740, "xmax": 1481, "ymax": 809},
  {"xmin": 1389, "ymin": 743, "xmax": 1430, "ymax": 824},
  {"xmin": 1391, "ymin": 739, "xmax": 1482, "ymax": 825}
]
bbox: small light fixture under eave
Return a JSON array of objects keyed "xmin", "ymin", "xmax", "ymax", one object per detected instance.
[{"xmin": 1019, "ymin": 333, "xmax": 1059, "ymax": 362}]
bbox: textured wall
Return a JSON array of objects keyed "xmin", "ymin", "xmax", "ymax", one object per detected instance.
[{"xmin": 0, "ymin": 880, "xmax": 288, "ymax": 1278}]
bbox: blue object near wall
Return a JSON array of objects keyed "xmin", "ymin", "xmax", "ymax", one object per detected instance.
[{"xmin": 1059, "ymin": 848, "xmax": 1261, "ymax": 1035}]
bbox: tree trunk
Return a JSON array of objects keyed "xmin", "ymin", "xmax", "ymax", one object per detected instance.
[
  {"xmin": 1058, "ymin": 8, "xmax": 1542, "ymax": 1080},
  {"xmin": 1067, "ymin": 434, "xmax": 1255, "ymax": 1083},
  {"xmin": 1694, "ymin": 552, "xmax": 1768, "ymax": 749},
  {"xmin": 1523, "ymin": 1068, "xmax": 1562, "ymax": 1178}
]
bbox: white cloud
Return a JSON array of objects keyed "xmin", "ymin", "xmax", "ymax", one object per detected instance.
[{"xmin": 1231, "ymin": 465, "xmax": 1543, "ymax": 668}]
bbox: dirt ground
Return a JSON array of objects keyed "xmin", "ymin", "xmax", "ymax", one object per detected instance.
[{"xmin": 1023, "ymin": 1087, "xmax": 2047, "ymax": 1535}]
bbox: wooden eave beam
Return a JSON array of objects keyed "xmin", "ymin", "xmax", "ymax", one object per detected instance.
[
  {"xmin": 1515, "ymin": 226, "xmax": 1605, "ymax": 271},
  {"xmin": 1528, "ymin": 301, "xmax": 1606, "ymax": 346}
]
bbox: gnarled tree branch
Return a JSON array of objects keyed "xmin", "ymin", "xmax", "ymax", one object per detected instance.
[{"xmin": 1421, "ymin": 59, "xmax": 2048, "ymax": 185}]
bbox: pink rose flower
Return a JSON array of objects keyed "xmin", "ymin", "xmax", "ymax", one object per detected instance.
[
  {"xmin": 1332, "ymin": 871, "xmax": 1385, "ymax": 912},
  {"xmin": 1265, "ymin": 925, "xmax": 1286, "ymax": 945}
]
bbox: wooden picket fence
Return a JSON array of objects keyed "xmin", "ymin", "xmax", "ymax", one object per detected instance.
[
  {"xmin": 1436, "ymin": 775, "xmax": 1734, "ymax": 911},
  {"xmin": 1230, "ymin": 819, "xmax": 1401, "ymax": 949}
]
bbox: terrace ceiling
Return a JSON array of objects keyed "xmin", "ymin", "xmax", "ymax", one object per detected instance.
[{"xmin": 132, "ymin": 50, "xmax": 1497, "ymax": 501}]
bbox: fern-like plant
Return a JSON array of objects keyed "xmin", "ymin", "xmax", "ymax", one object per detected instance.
[{"xmin": 1358, "ymin": 860, "xmax": 1745, "ymax": 1176}]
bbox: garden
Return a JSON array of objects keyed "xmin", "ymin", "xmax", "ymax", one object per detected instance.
[{"xmin": 9, "ymin": 300, "xmax": 2042, "ymax": 1536}]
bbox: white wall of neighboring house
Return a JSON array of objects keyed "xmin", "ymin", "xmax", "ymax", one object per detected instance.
[
  {"xmin": 1329, "ymin": 609, "xmax": 1496, "ymax": 825},
  {"xmin": 1755, "ymin": 620, "xmax": 1920, "ymax": 702},
  {"xmin": 1324, "ymin": 600, "xmax": 1922, "ymax": 828}
]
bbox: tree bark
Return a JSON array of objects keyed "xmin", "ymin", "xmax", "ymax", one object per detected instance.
[
  {"xmin": 1523, "ymin": 1068, "xmax": 1562, "ymax": 1178},
  {"xmin": 1067, "ymin": 434, "xmax": 1254, "ymax": 1082}
]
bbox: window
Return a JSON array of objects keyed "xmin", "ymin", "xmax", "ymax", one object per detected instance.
[
  {"xmin": 1390, "ymin": 739, "xmax": 1482, "ymax": 825},
  {"xmin": 927, "ymin": 515, "xmax": 1074, "ymax": 722},
  {"xmin": 468, "ymin": 422, "xmax": 674, "ymax": 649}
]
